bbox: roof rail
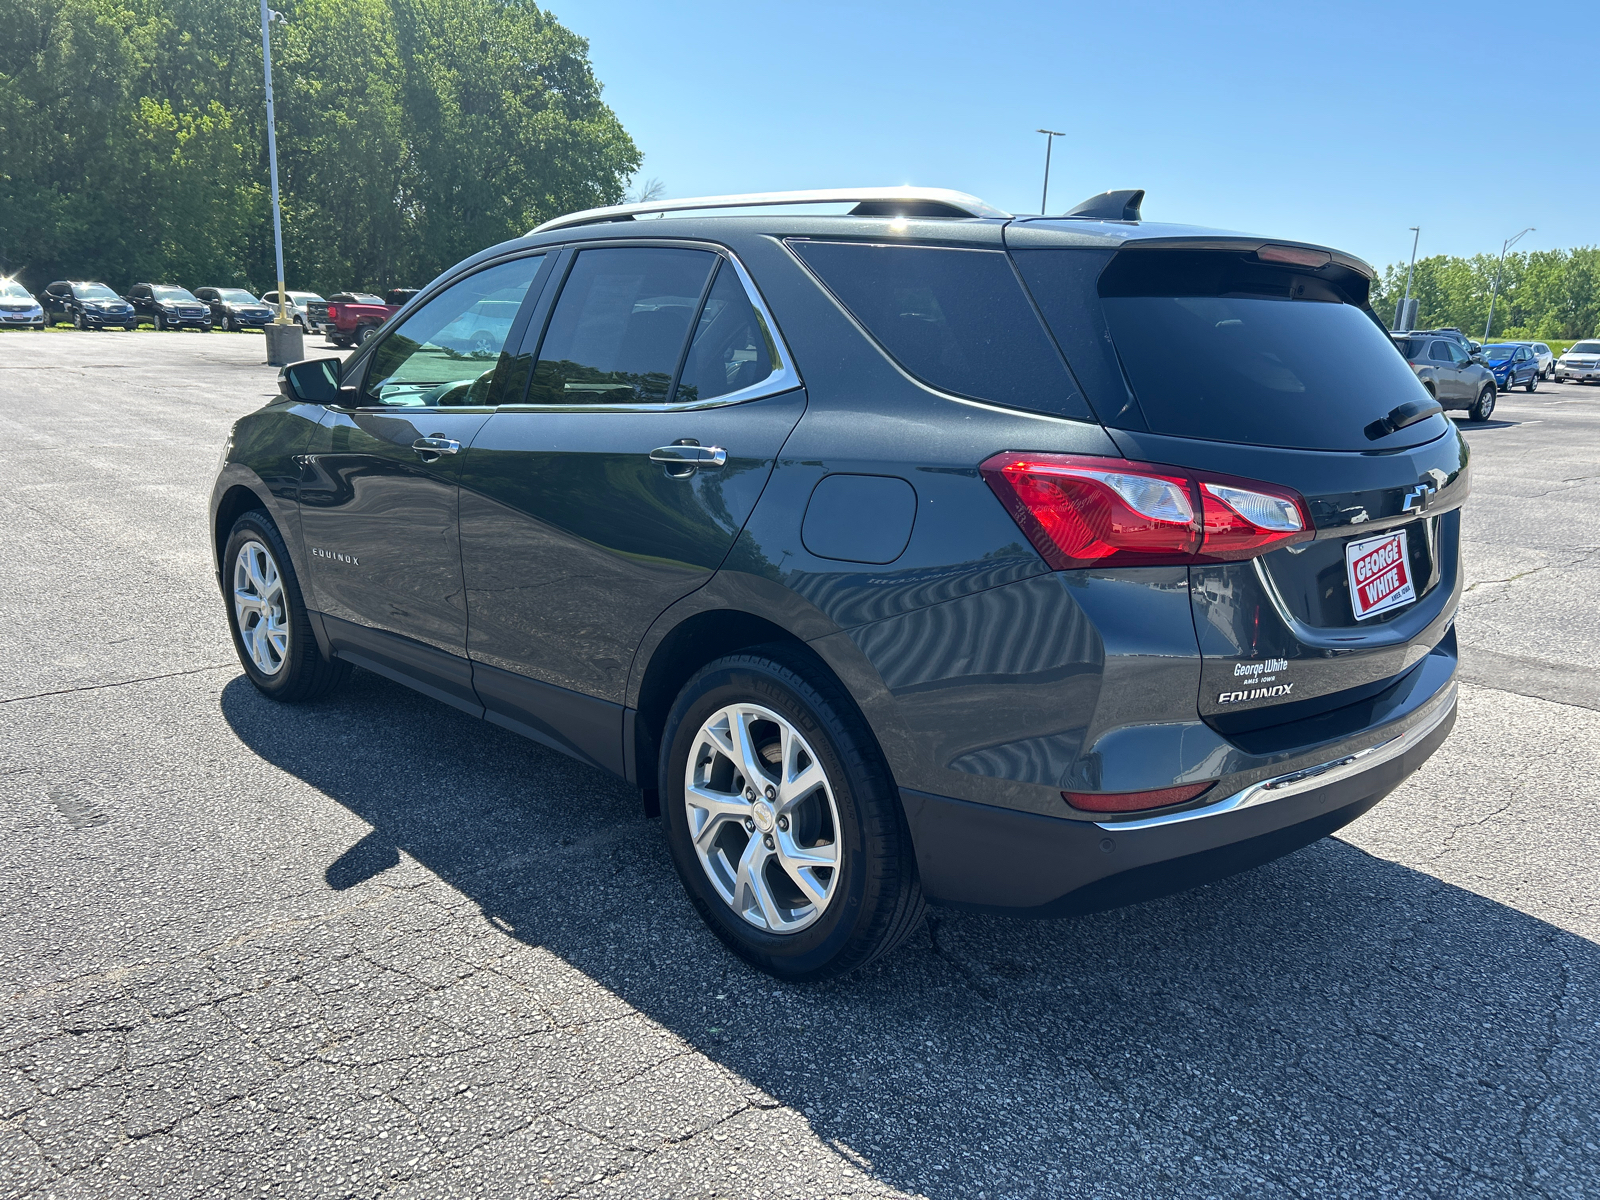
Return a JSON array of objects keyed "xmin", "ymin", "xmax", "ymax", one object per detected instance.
[{"xmin": 530, "ymin": 187, "xmax": 1011, "ymax": 235}]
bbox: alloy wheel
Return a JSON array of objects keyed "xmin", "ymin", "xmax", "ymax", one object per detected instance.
[
  {"xmin": 233, "ymin": 539, "xmax": 289, "ymax": 675},
  {"xmin": 683, "ymin": 703, "xmax": 842, "ymax": 934}
]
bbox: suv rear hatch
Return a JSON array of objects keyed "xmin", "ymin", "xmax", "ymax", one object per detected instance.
[{"xmin": 1009, "ymin": 232, "xmax": 1467, "ymax": 740}]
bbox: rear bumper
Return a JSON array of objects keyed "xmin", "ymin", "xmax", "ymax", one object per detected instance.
[{"xmin": 903, "ymin": 680, "xmax": 1457, "ymax": 916}]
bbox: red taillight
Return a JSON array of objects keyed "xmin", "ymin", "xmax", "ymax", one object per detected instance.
[
  {"xmin": 1063, "ymin": 783, "xmax": 1214, "ymax": 813},
  {"xmin": 980, "ymin": 452, "xmax": 1312, "ymax": 569},
  {"xmin": 327, "ymin": 304, "xmax": 339, "ymax": 321},
  {"xmin": 1257, "ymin": 244, "xmax": 1332, "ymax": 268}
]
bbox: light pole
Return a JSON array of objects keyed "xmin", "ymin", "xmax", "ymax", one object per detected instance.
[
  {"xmin": 1484, "ymin": 226, "xmax": 1534, "ymax": 341},
  {"xmin": 1396, "ymin": 226, "xmax": 1419, "ymax": 330},
  {"xmin": 1036, "ymin": 129, "xmax": 1064, "ymax": 215},
  {"xmin": 260, "ymin": 0, "xmax": 290, "ymax": 327}
]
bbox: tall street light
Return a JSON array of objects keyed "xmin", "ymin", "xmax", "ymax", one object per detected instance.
[
  {"xmin": 1396, "ymin": 226, "xmax": 1420, "ymax": 331},
  {"xmin": 1484, "ymin": 226, "xmax": 1534, "ymax": 341},
  {"xmin": 1036, "ymin": 129, "xmax": 1064, "ymax": 215},
  {"xmin": 260, "ymin": 0, "xmax": 290, "ymax": 327}
]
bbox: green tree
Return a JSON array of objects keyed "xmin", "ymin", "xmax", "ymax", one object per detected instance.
[{"xmin": 0, "ymin": 0, "xmax": 639, "ymax": 295}]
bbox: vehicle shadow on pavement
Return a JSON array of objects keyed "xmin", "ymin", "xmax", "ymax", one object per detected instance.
[{"xmin": 221, "ymin": 669, "xmax": 1597, "ymax": 1197}]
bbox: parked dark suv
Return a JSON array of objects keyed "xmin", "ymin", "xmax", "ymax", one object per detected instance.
[
  {"xmin": 125, "ymin": 283, "xmax": 213, "ymax": 331},
  {"xmin": 210, "ymin": 187, "xmax": 1465, "ymax": 979},
  {"xmin": 42, "ymin": 281, "xmax": 137, "ymax": 330}
]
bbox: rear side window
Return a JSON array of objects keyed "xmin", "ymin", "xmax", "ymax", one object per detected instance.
[
  {"xmin": 675, "ymin": 262, "xmax": 779, "ymax": 404},
  {"xmin": 788, "ymin": 241, "xmax": 1091, "ymax": 420},
  {"xmin": 1024, "ymin": 248, "xmax": 1446, "ymax": 452},
  {"xmin": 530, "ymin": 247, "xmax": 716, "ymax": 405}
]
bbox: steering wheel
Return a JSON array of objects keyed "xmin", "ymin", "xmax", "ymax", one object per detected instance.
[{"xmin": 433, "ymin": 366, "xmax": 498, "ymax": 407}]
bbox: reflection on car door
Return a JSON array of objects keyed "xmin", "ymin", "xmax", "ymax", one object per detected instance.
[
  {"xmin": 457, "ymin": 246, "xmax": 805, "ymax": 770},
  {"xmin": 297, "ymin": 253, "xmax": 549, "ymax": 711}
]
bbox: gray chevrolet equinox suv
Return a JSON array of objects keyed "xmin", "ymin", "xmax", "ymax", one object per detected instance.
[{"xmin": 211, "ymin": 186, "xmax": 1465, "ymax": 980}]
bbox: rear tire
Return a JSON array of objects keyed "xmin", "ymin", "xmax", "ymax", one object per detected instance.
[
  {"xmin": 1469, "ymin": 385, "xmax": 1496, "ymax": 422},
  {"xmin": 222, "ymin": 510, "xmax": 350, "ymax": 703},
  {"xmin": 660, "ymin": 647, "xmax": 925, "ymax": 981},
  {"xmin": 1525, "ymin": 373, "xmax": 1537, "ymax": 392},
  {"xmin": 358, "ymin": 325, "xmax": 378, "ymax": 345}
]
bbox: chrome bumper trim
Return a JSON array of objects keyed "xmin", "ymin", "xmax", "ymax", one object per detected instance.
[{"xmin": 1095, "ymin": 682, "xmax": 1458, "ymax": 832}]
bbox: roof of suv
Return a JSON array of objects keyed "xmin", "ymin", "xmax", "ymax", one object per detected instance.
[{"xmin": 511, "ymin": 187, "xmax": 1375, "ymax": 278}]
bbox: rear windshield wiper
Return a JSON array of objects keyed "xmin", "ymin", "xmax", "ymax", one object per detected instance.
[{"xmin": 1366, "ymin": 399, "xmax": 1443, "ymax": 440}]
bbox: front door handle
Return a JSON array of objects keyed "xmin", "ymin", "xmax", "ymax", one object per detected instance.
[
  {"xmin": 413, "ymin": 436, "xmax": 460, "ymax": 457},
  {"xmin": 648, "ymin": 444, "xmax": 727, "ymax": 468}
]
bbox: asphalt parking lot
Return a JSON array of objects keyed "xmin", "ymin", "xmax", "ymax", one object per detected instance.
[{"xmin": 2, "ymin": 329, "xmax": 1597, "ymax": 1199}]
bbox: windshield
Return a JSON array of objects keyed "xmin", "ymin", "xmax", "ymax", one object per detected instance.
[
  {"xmin": 73, "ymin": 284, "xmax": 117, "ymax": 299},
  {"xmin": 1569, "ymin": 342, "xmax": 1600, "ymax": 355},
  {"xmin": 153, "ymin": 286, "xmax": 197, "ymax": 302},
  {"xmin": 289, "ymin": 292, "xmax": 324, "ymax": 303},
  {"xmin": 1018, "ymin": 247, "xmax": 1445, "ymax": 451},
  {"xmin": 218, "ymin": 289, "xmax": 259, "ymax": 303},
  {"xmin": 0, "ymin": 280, "xmax": 32, "ymax": 299},
  {"xmin": 1483, "ymin": 345, "xmax": 1517, "ymax": 359}
]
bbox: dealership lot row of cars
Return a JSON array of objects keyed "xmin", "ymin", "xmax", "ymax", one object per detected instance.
[{"xmin": 0, "ymin": 277, "xmax": 417, "ymax": 347}]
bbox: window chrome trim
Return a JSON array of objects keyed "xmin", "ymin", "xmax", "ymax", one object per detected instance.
[
  {"xmin": 1092, "ymin": 681, "xmax": 1457, "ymax": 831},
  {"xmin": 495, "ymin": 241, "xmax": 802, "ymax": 414}
]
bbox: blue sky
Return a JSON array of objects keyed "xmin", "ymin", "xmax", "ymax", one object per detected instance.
[{"xmin": 560, "ymin": 0, "xmax": 1596, "ymax": 273}]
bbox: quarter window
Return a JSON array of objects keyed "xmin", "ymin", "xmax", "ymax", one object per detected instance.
[
  {"xmin": 528, "ymin": 248, "xmax": 717, "ymax": 406},
  {"xmin": 362, "ymin": 255, "xmax": 542, "ymax": 407},
  {"xmin": 789, "ymin": 240, "xmax": 1089, "ymax": 420}
]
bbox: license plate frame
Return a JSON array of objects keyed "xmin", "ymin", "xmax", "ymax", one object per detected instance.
[{"xmin": 1346, "ymin": 528, "xmax": 1416, "ymax": 621}]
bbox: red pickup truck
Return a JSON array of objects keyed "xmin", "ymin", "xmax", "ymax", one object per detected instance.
[{"xmin": 325, "ymin": 288, "xmax": 418, "ymax": 347}]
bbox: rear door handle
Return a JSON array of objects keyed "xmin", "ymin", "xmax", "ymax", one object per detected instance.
[
  {"xmin": 648, "ymin": 444, "xmax": 726, "ymax": 468},
  {"xmin": 413, "ymin": 436, "xmax": 460, "ymax": 457}
]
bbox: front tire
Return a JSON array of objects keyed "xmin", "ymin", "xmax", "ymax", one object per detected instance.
[
  {"xmin": 1469, "ymin": 385, "xmax": 1496, "ymax": 422},
  {"xmin": 222, "ymin": 510, "xmax": 349, "ymax": 702},
  {"xmin": 660, "ymin": 648, "xmax": 925, "ymax": 981}
]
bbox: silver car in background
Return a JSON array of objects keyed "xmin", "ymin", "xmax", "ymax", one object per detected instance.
[
  {"xmin": 0, "ymin": 278, "xmax": 44, "ymax": 329},
  {"xmin": 259, "ymin": 290, "xmax": 331, "ymax": 335},
  {"xmin": 1555, "ymin": 340, "xmax": 1600, "ymax": 383}
]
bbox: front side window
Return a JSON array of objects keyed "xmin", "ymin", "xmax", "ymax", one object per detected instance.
[
  {"xmin": 1449, "ymin": 343, "xmax": 1470, "ymax": 366},
  {"xmin": 528, "ymin": 247, "xmax": 717, "ymax": 406},
  {"xmin": 362, "ymin": 255, "xmax": 542, "ymax": 407}
]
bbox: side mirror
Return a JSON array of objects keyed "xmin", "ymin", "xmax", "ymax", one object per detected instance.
[{"xmin": 278, "ymin": 357, "xmax": 342, "ymax": 405}]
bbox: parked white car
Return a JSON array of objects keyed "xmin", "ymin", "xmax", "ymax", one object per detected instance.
[
  {"xmin": 260, "ymin": 289, "xmax": 332, "ymax": 334},
  {"xmin": 1555, "ymin": 340, "xmax": 1600, "ymax": 384}
]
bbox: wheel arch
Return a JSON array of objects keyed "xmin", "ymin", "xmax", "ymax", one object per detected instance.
[{"xmin": 630, "ymin": 609, "xmax": 812, "ymax": 811}]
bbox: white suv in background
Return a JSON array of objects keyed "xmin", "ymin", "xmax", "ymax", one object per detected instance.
[{"xmin": 259, "ymin": 290, "xmax": 331, "ymax": 335}]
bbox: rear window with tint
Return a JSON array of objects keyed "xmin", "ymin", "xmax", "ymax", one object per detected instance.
[
  {"xmin": 788, "ymin": 240, "xmax": 1090, "ymax": 420},
  {"xmin": 1019, "ymin": 248, "xmax": 1446, "ymax": 452},
  {"xmin": 1392, "ymin": 337, "xmax": 1427, "ymax": 359}
]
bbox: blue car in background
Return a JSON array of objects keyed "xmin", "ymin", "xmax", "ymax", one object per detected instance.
[{"xmin": 1482, "ymin": 343, "xmax": 1539, "ymax": 392}]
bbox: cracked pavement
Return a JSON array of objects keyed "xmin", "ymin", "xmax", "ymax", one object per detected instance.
[{"xmin": 2, "ymin": 332, "xmax": 1597, "ymax": 1198}]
